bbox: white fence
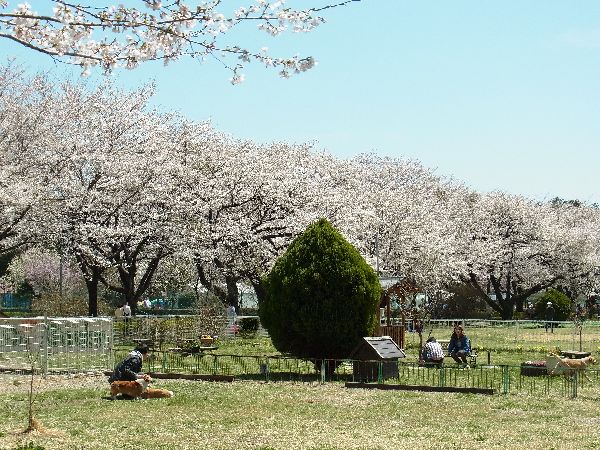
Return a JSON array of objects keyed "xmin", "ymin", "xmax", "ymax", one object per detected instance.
[{"xmin": 0, "ymin": 316, "xmax": 113, "ymax": 374}]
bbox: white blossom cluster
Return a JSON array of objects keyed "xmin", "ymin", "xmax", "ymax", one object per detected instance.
[
  {"xmin": 0, "ymin": 1, "xmax": 354, "ymax": 81},
  {"xmin": 0, "ymin": 65, "xmax": 598, "ymax": 317}
]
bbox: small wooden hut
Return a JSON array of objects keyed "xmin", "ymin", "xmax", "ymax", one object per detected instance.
[
  {"xmin": 350, "ymin": 336, "xmax": 405, "ymax": 382},
  {"xmin": 377, "ymin": 279, "xmax": 423, "ymax": 349}
]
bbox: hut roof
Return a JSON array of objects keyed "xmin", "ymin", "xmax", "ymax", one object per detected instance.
[{"xmin": 350, "ymin": 336, "xmax": 405, "ymax": 360}]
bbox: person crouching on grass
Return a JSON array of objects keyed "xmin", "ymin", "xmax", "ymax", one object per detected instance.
[
  {"xmin": 448, "ymin": 325, "xmax": 471, "ymax": 368},
  {"xmin": 108, "ymin": 344, "xmax": 150, "ymax": 384},
  {"xmin": 420, "ymin": 336, "xmax": 445, "ymax": 366}
]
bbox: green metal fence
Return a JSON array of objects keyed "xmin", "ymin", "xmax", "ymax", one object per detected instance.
[{"xmin": 112, "ymin": 350, "xmax": 600, "ymax": 399}]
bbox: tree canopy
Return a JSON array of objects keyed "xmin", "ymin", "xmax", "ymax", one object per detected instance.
[{"xmin": 0, "ymin": 64, "xmax": 598, "ymax": 318}]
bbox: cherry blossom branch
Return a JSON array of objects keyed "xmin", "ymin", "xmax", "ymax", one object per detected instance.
[{"xmin": 0, "ymin": 1, "xmax": 360, "ymax": 82}]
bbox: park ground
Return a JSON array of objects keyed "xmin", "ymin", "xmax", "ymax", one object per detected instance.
[{"xmin": 0, "ymin": 373, "xmax": 599, "ymax": 450}]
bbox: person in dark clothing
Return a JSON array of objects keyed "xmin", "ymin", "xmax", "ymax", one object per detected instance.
[{"xmin": 108, "ymin": 345, "xmax": 150, "ymax": 383}]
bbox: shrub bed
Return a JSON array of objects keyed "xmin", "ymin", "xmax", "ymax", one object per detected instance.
[{"xmin": 520, "ymin": 360, "xmax": 547, "ymax": 376}]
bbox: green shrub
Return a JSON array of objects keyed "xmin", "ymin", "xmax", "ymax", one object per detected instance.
[
  {"xmin": 238, "ymin": 317, "xmax": 260, "ymax": 337},
  {"xmin": 534, "ymin": 289, "xmax": 572, "ymax": 321},
  {"xmin": 174, "ymin": 290, "xmax": 196, "ymax": 309},
  {"xmin": 260, "ymin": 218, "xmax": 381, "ymax": 360}
]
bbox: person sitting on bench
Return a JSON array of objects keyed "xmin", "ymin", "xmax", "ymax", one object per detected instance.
[
  {"xmin": 448, "ymin": 325, "xmax": 471, "ymax": 367},
  {"xmin": 420, "ymin": 336, "xmax": 444, "ymax": 366}
]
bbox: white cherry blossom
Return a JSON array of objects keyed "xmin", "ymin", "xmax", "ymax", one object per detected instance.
[{"xmin": 0, "ymin": 1, "xmax": 360, "ymax": 81}]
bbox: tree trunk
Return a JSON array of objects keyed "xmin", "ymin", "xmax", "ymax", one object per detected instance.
[
  {"xmin": 196, "ymin": 263, "xmax": 227, "ymax": 303},
  {"xmin": 466, "ymin": 272, "xmax": 563, "ymax": 321},
  {"xmin": 115, "ymin": 264, "xmax": 136, "ymax": 314},
  {"xmin": 225, "ymin": 275, "xmax": 240, "ymax": 313},
  {"xmin": 513, "ymin": 281, "xmax": 524, "ymax": 312},
  {"xmin": 85, "ymin": 272, "xmax": 99, "ymax": 317},
  {"xmin": 500, "ymin": 301, "xmax": 514, "ymax": 320},
  {"xmin": 515, "ymin": 297, "xmax": 524, "ymax": 312},
  {"xmin": 108, "ymin": 253, "xmax": 165, "ymax": 316},
  {"xmin": 75, "ymin": 252, "xmax": 102, "ymax": 317},
  {"xmin": 195, "ymin": 261, "xmax": 241, "ymax": 310},
  {"xmin": 250, "ymin": 278, "xmax": 267, "ymax": 305}
]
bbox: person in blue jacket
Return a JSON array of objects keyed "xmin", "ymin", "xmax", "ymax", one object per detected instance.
[
  {"xmin": 447, "ymin": 325, "xmax": 471, "ymax": 367},
  {"xmin": 108, "ymin": 345, "xmax": 150, "ymax": 383}
]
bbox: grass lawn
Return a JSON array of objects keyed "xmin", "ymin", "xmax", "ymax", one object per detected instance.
[
  {"xmin": 2, "ymin": 327, "xmax": 600, "ymax": 450},
  {"xmin": 1, "ymin": 374, "xmax": 599, "ymax": 450}
]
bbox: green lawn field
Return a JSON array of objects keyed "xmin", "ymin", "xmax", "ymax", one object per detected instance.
[
  {"xmin": 2, "ymin": 322, "xmax": 600, "ymax": 450},
  {"xmin": 0, "ymin": 374, "xmax": 599, "ymax": 450}
]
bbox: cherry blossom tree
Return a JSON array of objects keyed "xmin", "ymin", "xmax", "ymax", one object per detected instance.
[
  {"xmin": 0, "ymin": 1, "xmax": 360, "ymax": 82},
  {"xmin": 2, "ymin": 63, "xmax": 598, "ymax": 320},
  {"xmin": 0, "ymin": 64, "xmax": 58, "ymax": 257},
  {"xmin": 0, "ymin": 66, "xmax": 98, "ymax": 312},
  {"xmin": 177, "ymin": 136, "xmax": 334, "ymax": 311},
  {"xmin": 336, "ymin": 157, "xmax": 600, "ymax": 321},
  {"xmin": 339, "ymin": 154, "xmax": 463, "ymax": 293},
  {"xmin": 1, "ymin": 246, "xmax": 90, "ymax": 315},
  {"xmin": 454, "ymin": 192, "xmax": 600, "ymax": 319},
  {"xmin": 18, "ymin": 248, "xmax": 83, "ymax": 297},
  {"xmin": 39, "ymin": 81, "xmax": 192, "ymax": 316},
  {"xmin": 542, "ymin": 200, "xmax": 600, "ymax": 300}
]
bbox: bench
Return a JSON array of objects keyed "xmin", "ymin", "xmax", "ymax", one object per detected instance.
[{"xmin": 437, "ymin": 339, "xmax": 478, "ymax": 366}]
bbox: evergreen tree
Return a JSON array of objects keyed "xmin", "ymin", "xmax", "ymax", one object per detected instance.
[{"xmin": 260, "ymin": 218, "xmax": 381, "ymax": 360}]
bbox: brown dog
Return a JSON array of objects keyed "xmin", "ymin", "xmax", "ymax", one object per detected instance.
[
  {"xmin": 141, "ymin": 387, "xmax": 174, "ymax": 399},
  {"xmin": 547, "ymin": 354, "xmax": 597, "ymax": 380},
  {"xmin": 561, "ymin": 355, "xmax": 597, "ymax": 369},
  {"xmin": 110, "ymin": 374, "xmax": 152, "ymax": 400}
]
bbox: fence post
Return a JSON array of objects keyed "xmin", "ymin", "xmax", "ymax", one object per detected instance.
[
  {"xmin": 570, "ymin": 372, "xmax": 578, "ymax": 399},
  {"xmin": 502, "ymin": 365, "xmax": 509, "ymax": 395},
  {"xmin": 320, "ymin": 360, "xmax": 326, "ymax": 384},
  {"xmin": 109, "ymin": 319, "xmax": 115, "ymax": 371},
  {"xmin": 42, "ymin": 315, "xmax": 49, "ymax": 378},
  {"xmin": 260, "ymin": 357, "xmax": 270, "ymax": 381},
  {"xmin": 377, "ymin": 361, "xmax": 383, "ymax": 384}
]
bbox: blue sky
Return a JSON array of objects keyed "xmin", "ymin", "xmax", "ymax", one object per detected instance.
[{"xmin": 3, "ymin": 1, "xmax": 600, "ymax": 203}]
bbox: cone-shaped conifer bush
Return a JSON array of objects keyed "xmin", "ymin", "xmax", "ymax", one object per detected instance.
[{"xmin": 260, "ymin": 218, "xmax": 381, "ymax": 360}]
